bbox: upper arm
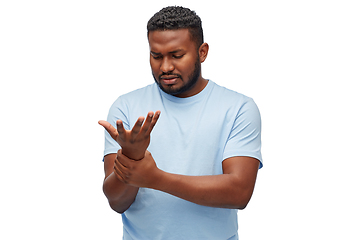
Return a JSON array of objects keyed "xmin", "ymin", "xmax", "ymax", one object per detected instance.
[
  {"xmin": 222, "ymin": 156, "xmax": 260, "ymax": 208},
  {"xmin": 104, "ymin": 153, "xmax": 116, "ymax": 179},
  {"xmin": 223, "ymin": 98, "xmax": 263, "ymax": 168}
]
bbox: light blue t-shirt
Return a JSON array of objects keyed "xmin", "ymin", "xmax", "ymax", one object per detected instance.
[{"xmin": 104, "ymin": 80, "xmax": 262, "ymax": 240}]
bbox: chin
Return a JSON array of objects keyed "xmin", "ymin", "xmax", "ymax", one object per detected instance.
[{"xmin": 161, "ymin": 84, "xmax": 183, "ymax": 95}]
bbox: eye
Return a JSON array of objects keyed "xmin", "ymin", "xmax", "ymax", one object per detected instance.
[
  {"xmin": 173, "ymin": 54, "xmax": 184, "ymax": 59},
  {"xmin": 151, "ymin": 53, "xmax": 163, "ymax": 60},
  {"xmin": 152, "ymin": 55, "xmax": 162, "ymax": 60}
]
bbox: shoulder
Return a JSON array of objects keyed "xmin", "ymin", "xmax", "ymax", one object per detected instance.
[
  {"xmin": 115, "ymin": 83, "xmax": 158, "ymax": 102},
  {"xmin": 110, "ymin": 83, "xmax": 158, "ymax": 108},
  {"xmin": 107, "ymin": 83, "xmax": 158, "ymax": 118},
  {"xmin": 209, "ymin": 80, "xmax": 258, "ymax": 110},
  {"xmin": 207, "ymin": 81, "xmax": 261, "ymax": 131}
]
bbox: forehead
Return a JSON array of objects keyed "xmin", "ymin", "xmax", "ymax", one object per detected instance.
[{"xmin": 148, "ymin": 29, "xmax": 196, "ymax": 52}]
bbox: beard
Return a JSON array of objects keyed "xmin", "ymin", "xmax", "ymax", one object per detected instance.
[{"xmin": 153, "ymin": 57, "xmax": 201, "ymax": 96}]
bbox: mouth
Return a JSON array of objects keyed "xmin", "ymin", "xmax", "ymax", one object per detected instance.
[{"xmin": 160, "ymin": 75, "xmax": 180, "ymax": 85}]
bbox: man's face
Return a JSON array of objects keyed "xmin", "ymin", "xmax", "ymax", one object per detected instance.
[{"xmin": 148, "ymin": 29, "xmax": 204, "ymax": 98}]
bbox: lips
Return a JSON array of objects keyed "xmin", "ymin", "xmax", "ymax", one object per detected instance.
[
  {"xmin": 160, "ymin": 75, "xmax": 181, "ymax": 85},
  {"xmin": 160, "ymin": 75, "xmax": 179, "ymax": 80},
  {"xmin": 161, "ymin": 78, "xmax": 178, "ymax": 85}
]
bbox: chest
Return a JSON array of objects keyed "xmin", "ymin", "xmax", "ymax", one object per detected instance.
[{"xmin": 146, "ymin": 101, "xmax": 236, "ymax": 175}]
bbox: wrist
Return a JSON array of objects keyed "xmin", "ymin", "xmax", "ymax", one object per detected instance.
[{"xmin": 121, "ymin": 148, "xmax": 144, "ymax": 161}]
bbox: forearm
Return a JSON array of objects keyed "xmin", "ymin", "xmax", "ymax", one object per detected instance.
[
  {"xmin": 103, "ymin": 170, "xmax": 139, "ymax": 213},
  {"xmin": 100, "ymin": 111, "xmax": 161, "ymax": 213},
  {"xmin": 151, "ymin": 171, "xmax": 254, "ymax": 209},
  {"xmin": 103, "ymin": 149, "xmax": 144, "ymax": 213},
  {"xmin": 102, "ymin": 147, "xmax": 148, "ymax": 213}
]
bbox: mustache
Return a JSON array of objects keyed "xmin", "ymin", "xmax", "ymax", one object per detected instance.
[{"xmin": 159, "ymin": 72, "xmax": 182, "ymax": 80}]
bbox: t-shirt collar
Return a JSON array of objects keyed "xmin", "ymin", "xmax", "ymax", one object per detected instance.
[{"xmin": 158, "ymin": 80, "xmax": 213, "ymax": 103}]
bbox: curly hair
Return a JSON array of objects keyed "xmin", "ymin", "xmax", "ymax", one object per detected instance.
[{"xmin": 147, "ymin": 6, "xmax": 204, "ymax": 49}]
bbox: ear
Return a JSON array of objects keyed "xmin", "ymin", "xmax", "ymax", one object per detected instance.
[{"xmin": 198, "ymin": 43, "xmax": 209, "ymax": 63}]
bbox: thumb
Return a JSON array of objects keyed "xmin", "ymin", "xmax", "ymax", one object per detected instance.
[{"xmin": 98, "ymin": 120, "xmax": 119, "ymax": 141}]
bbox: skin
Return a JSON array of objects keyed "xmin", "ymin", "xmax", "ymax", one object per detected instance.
[
  {"xmin": 149, "ymin": 29, "xmax": 209, "ymax": 98},
  {"xmin": 99, "ymin": 112, "xmax": 160, "ymax": 213},
  {"xmin": 99, "ymin": 29, "xmax": 260, "ymax": 213}
]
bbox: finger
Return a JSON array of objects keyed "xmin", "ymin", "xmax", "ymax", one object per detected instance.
[
  {"xmin": 114, "ymin": 163, "xmax": 128, "ymax": 183},
  {"xmin": 116, "ymin": 120, "xmax": 126, "ymax": 139},
  {"xmin": 116, "ymin": 149, "xmax": 131, "ymax": 168},
  {"xmin": 114, "ymin": 151, "xmax": 130, "ymax": 181},
  {"xmin": 130, "ymin": 116, "xmax": 145, "ymax": 136},
  {"xmin": 98, "ymin": 120, "xmax": 119, "ymax": 141},
  {"xmin": 145, "ymin": 110, "xmax": 161, "ymax": 135},
  {"xmin": 139, "ymin": 111, "xmax": 154, "ymax": 135}
]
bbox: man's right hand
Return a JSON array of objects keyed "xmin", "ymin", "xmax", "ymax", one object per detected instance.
[{"xmin": 99, "ymin": 110, "xmax": 161, "ymax": 160}]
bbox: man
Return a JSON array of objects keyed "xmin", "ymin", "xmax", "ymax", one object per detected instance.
[{"xmin": 99, "ymin": 6, "xmax": 263, "ymax": 240}]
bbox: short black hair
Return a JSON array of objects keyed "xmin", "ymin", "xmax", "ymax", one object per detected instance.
[{"xmin": 147, "ymin": 6, "xmax": 204, "ymax": 48}]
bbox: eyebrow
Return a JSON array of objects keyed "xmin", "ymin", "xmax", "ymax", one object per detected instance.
[
  {"xmin": 150, "ymin": 49, "xmax": 185, "ymax": 55},
  {"xmin": 169, "ymin": 49, "xmax": 184, "ymax": 54}
]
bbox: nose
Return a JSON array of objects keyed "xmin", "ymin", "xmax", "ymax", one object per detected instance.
[{"xmin": 160, "ymin": 57, "xmax": 175, "ymax": 73}]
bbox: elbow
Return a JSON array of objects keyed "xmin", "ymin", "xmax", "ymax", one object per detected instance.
[
  {"xmin": 103, "ymin": 190, "xmax": 129, "ymax": 214},
  {"xmin": 222, "ymin": 194, "xmax": 250, "ymax": 210},
  {"xmin": 102, "ymin": 184, "xmax": 127, "ymax": 214},
  {"xmin": 222, "ymin": 199, "xmax": 249, "ymax": 210},
  {"xmin": 108, "ymin": 200, "xmax": 127, "ymax": 214},
  {"xmin": 230, "ymin": 195, "xmax": 249, "ymax": 210},
  {"xmin": 233, "ymin": 188, "xmax": 253, "ymax": 210},
  {"xmin": 237, "ymin": 201, "xmax": 249, "ymax": 210}
]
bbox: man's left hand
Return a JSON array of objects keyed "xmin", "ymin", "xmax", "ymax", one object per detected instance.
[{"xmin": 114, "ymin": 150, "xmax": 161, "ymax": 188}]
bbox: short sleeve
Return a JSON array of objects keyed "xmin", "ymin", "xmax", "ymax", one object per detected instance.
[
  {"xmin": 103, "ymin": 97, "xmax": 130, "ymax": 157},
  {"xmin": 223, "ymin": 98, "xmax": 263, "ymax": 169}
]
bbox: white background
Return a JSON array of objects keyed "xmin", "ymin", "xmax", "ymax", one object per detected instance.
[{"xmin": 1, "ymin": 0, "xmax": 359, "ymax": 239}]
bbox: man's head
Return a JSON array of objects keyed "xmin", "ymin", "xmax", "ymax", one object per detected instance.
[
  {"xmin": 147, "ymin": 6, "xmax": 209, "ymax": 98},
  {"xmin": 147, "ymin": 6, "xmax": 204, "ymax": 49}
]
